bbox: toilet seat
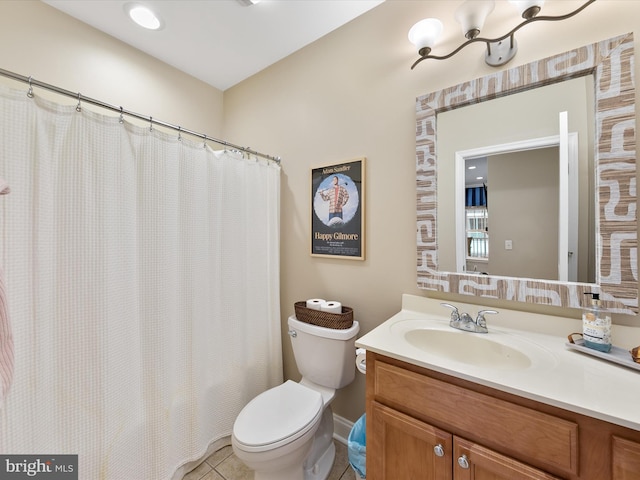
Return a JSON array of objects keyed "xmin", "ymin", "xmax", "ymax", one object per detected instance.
[{"xmin": 233, "ymin": 380, "xmax": 323, "ymax": 453}]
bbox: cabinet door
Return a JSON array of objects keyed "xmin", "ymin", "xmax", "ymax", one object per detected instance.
[
  {"xmin": 370, "ymin": 401, "xmax": 452, "ymax": 480},
  {"xmin": 613, "ymin": 436, "xmax": 640, "ymax": 480},
  {"xmin": 453, "ymin": 437, "xmax": 562, "ymax": 480}
]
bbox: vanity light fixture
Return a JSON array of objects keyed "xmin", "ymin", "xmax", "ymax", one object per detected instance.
[
  {"xmin": 409, "ymin": 0, "xmax": 595, "ymax": 69},
  {"xmin": 126, "ymin": 3, "xmax": 163, "ymax": 30}
]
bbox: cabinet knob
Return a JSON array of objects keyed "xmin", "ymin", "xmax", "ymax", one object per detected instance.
[
  {"xmin": 433, "ymin": 444, "xmax": 445, "ymax": 457},
  {"xmin": 457, "ymin": 454, "xmax": 470, "ymax": 469}
]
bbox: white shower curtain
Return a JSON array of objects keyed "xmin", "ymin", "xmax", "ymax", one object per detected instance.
[{"xmin": 0, "ymin": 84, "xmax": 282, "ymax": 479}]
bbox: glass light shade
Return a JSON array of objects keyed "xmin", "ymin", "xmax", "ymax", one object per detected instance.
[
  {"xmin": 408, "ymin": 18, "xmax": 444, "ymax": 55},
  {"xmin": 454, "ymin": 0, "xmax": 495, "ymax": 39},
  {"xmin": 509, "ymin": 0, "xmax": 545, "ymax": 18}
]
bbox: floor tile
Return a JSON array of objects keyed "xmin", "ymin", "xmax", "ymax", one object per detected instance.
[
  {"xmin": 328, "ymin": 441, "xmax": 351, "ymax": 480},
  {"xmin": 214, "ymin": 452, "xmax": 253, "ymax": 480},
  {"xmin": 339, "ymin": 468, "xmax": 356, "ymax": 480},
  {"xmin": 184, "ymin": 439, "xmax": 358, "ymax": 480},
  {"xmin": 199, "ymin": 470, "xmax": 226, "ymax": 480},
  {"xmin": 205, "ymin": 445, "xmax": 234, "ymax": 469},
  {"xmin": 182, "ymin": 461, "xmax": 213, "ymax": 480}
]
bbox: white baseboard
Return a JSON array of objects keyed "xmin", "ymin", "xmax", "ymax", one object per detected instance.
[{"xmin": 332, "ymin": 413, "xmax": 354, "ymax": 445}]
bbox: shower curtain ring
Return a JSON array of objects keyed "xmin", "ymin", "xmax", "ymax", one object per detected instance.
[
  {"xmin": 119, "ymin": 107, "xmax": 124, "ymax": 124},
  {"xmin": 26, "ymin": 76, "xmax": 34, "ymax": 98},
  {"xmin": 178, "ymin": 126, "xmax": 182, "ymax": 141},
  {"xmin": 248, "ymin": 148, "xmax": 258, "ymax": 162},
  {"xmin": 76, "ymin": 93, "xmax": 82, "ymax": 112},
  {"xmin": 203, "ymin": 136, "xmax": 207, "ymax": 149},
  {"xmin": 149, "ymin": 116, "xmax": 153, "ymax": 132}
]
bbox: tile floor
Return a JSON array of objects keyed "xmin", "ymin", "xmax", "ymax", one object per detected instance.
[{"xmin": 181, "ymin": 440, "xmax": 356, "ymax": 480}]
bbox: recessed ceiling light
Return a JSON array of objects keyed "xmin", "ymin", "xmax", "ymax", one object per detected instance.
[
  {"xmin": 468, "ymin": 165, "xmax": 476, "ymax": 170},
  {"xmin": 476, "ymin": 176, "xmax": 484, "ymax": 180},
  {"xmin": 125, "ymin": 3, "xmax": 163, "ymax": 30}
]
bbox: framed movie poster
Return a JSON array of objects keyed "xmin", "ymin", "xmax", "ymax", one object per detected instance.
[{"xmin": 311, "ymin": 158, "xmax": 365, "ymax": 260}]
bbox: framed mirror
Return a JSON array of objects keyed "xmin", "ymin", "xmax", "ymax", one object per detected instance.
[{"xmin": 416, "ymin": 33, "xmax": 637, "ymax": 315}]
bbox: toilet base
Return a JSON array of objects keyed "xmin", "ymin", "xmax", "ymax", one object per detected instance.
[
  {"xmin": 304, "ymin": 441, "xmax": 335, "ymax": 480},
  {"xmin": 250, "ymin": 406, "xmax": 336, "ymax": 480},
  {"xmin": 303, "ymin": 406, "xmax": 335, "ymax": 480},
  {"xmin": 252, "ymin": 439, "xmax": 336, "ymax": 480}
]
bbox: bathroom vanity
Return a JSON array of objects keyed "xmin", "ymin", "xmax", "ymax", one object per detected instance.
[
  {"xmin": 395, "ymin": 31, "xmax": 640, "ymax": 480},
  {"xmin": 356, "ymin": 295, "xmax": 640, "ymax": 480}
]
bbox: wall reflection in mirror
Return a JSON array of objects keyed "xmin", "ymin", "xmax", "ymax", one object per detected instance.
[{"xmin": 416, "ymin": 34, "xmax": 637, "ymax": 314}]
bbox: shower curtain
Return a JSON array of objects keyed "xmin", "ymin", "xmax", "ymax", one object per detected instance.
[{"xmin": 0, "ymin": 84, "xmax": 282, "ymax": 479}]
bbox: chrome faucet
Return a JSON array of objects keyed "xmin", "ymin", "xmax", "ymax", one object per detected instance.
[{"xmin": 440, "ymin": 303, "xmax": 498, "ymax": 334}]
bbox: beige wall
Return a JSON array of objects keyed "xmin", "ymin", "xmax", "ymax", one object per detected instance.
[
  {"xmin": 223, "ymin": 0, "xmax": 640, "ymax": 422},
  {"xmin": 489, "ymin": 148, "xmax": 559, "ymax": 280},
  {"xmin": 1, "ymin": 0, "xmax": 640, "ymax": 426}
]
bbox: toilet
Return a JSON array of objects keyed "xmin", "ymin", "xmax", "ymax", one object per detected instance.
[{"xmin": 232, "ymin": 315, "xmax": 360, "ymax": 480}]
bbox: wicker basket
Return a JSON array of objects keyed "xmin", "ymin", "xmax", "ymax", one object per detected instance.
[{"xmin": 294, "ymin": 301, "xmax": 354, "ymax": 329}]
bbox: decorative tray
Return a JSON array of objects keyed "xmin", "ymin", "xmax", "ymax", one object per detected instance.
[{"xmin": 565, "ymin": 336, "xmax": 640, "ymax": 372}]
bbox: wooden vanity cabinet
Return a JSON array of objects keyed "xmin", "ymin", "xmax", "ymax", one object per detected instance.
[
  {"xmin": 370, "ymin": 400, "xmax": 558, "ymax": 480},
  {"xmin": 370, "ymin": 400, "xmax": 453, "ymax": 479},
  {"xmin": 366, "ymin": 352, "xmax": 640, "ymax": 480},
  {"xmin": 612, "ymin": 436, "xmax": 640, "ymax": 480}
]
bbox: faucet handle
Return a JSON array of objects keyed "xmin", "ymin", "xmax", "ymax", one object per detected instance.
[
  {"xmin": 476, "ymin": 309, "xmax": 498, "ymax": 327},
  {"xmin": 440, "ymin": 303, "xmax": 460, "ymax": 321}
]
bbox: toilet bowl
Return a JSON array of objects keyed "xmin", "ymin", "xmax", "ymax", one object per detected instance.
[
  {"xmin": 232, "ymin": 316, "xmax": 360, "ymax": 480},
  {"xmin": 232, "ymin": 380, "xmax": 324, "ymax": 480}
]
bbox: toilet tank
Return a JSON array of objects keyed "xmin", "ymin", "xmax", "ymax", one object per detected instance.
[{"xmin": 288, "ymin": 316, "xmax": 360, "ymax": 389}]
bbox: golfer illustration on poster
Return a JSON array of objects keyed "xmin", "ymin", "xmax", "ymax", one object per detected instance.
[{"xmin": 311, "ymin": 158, "xmax": 365, "ymax": 260}]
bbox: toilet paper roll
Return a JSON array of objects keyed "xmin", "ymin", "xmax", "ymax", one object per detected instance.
[
  {"xmin": 320, "ymin": 301, "xmax": 342, "ymax": 314},
  {"xmin": 306, "ymin": 298, "xmax": 326, "ymax": 310},
  {"xmin": 355, "ymin": 348, "xmax": 367, "ymax": 374}
]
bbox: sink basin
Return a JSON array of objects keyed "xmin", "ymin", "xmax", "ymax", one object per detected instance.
[
  {"xmin": 404, "ymin": 329, "xmax": 531, "ymax": 370},
  {"xmin": 388, "ymin": 319, "xmax": 557, "ymax": 372}
]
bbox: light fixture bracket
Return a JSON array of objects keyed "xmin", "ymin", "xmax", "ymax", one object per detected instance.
[
  {"xmin": 410, "ymin": 0, "xmax": 595, "ymax": 70},
  {"xmin": 485, "ymin": 36, "xmax": 518, "ymax": 67}
]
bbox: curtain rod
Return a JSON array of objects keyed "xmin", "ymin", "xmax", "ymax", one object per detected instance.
[{"xmin": 0, "ymin": 67, "xmax": 281, "ymax": 164}]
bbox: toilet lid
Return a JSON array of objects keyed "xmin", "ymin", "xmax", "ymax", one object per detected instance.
[{"xmin": 233, "ymin": 380, "xmax": 323, "ymax": 448}]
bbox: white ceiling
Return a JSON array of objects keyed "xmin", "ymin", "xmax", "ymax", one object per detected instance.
[{"xmin": 42, "ymin": 0, "xmax": 384, "ymax": 91}]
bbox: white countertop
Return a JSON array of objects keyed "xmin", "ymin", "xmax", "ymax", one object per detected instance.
[{"xmin": 355, "ymin": 294, "xmax": 640, "ymax": 431}]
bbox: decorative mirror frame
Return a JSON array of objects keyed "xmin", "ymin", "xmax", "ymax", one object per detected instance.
[{"xmin": 416, "ymin": 33, "xmax": 637, "ymax": 315}]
